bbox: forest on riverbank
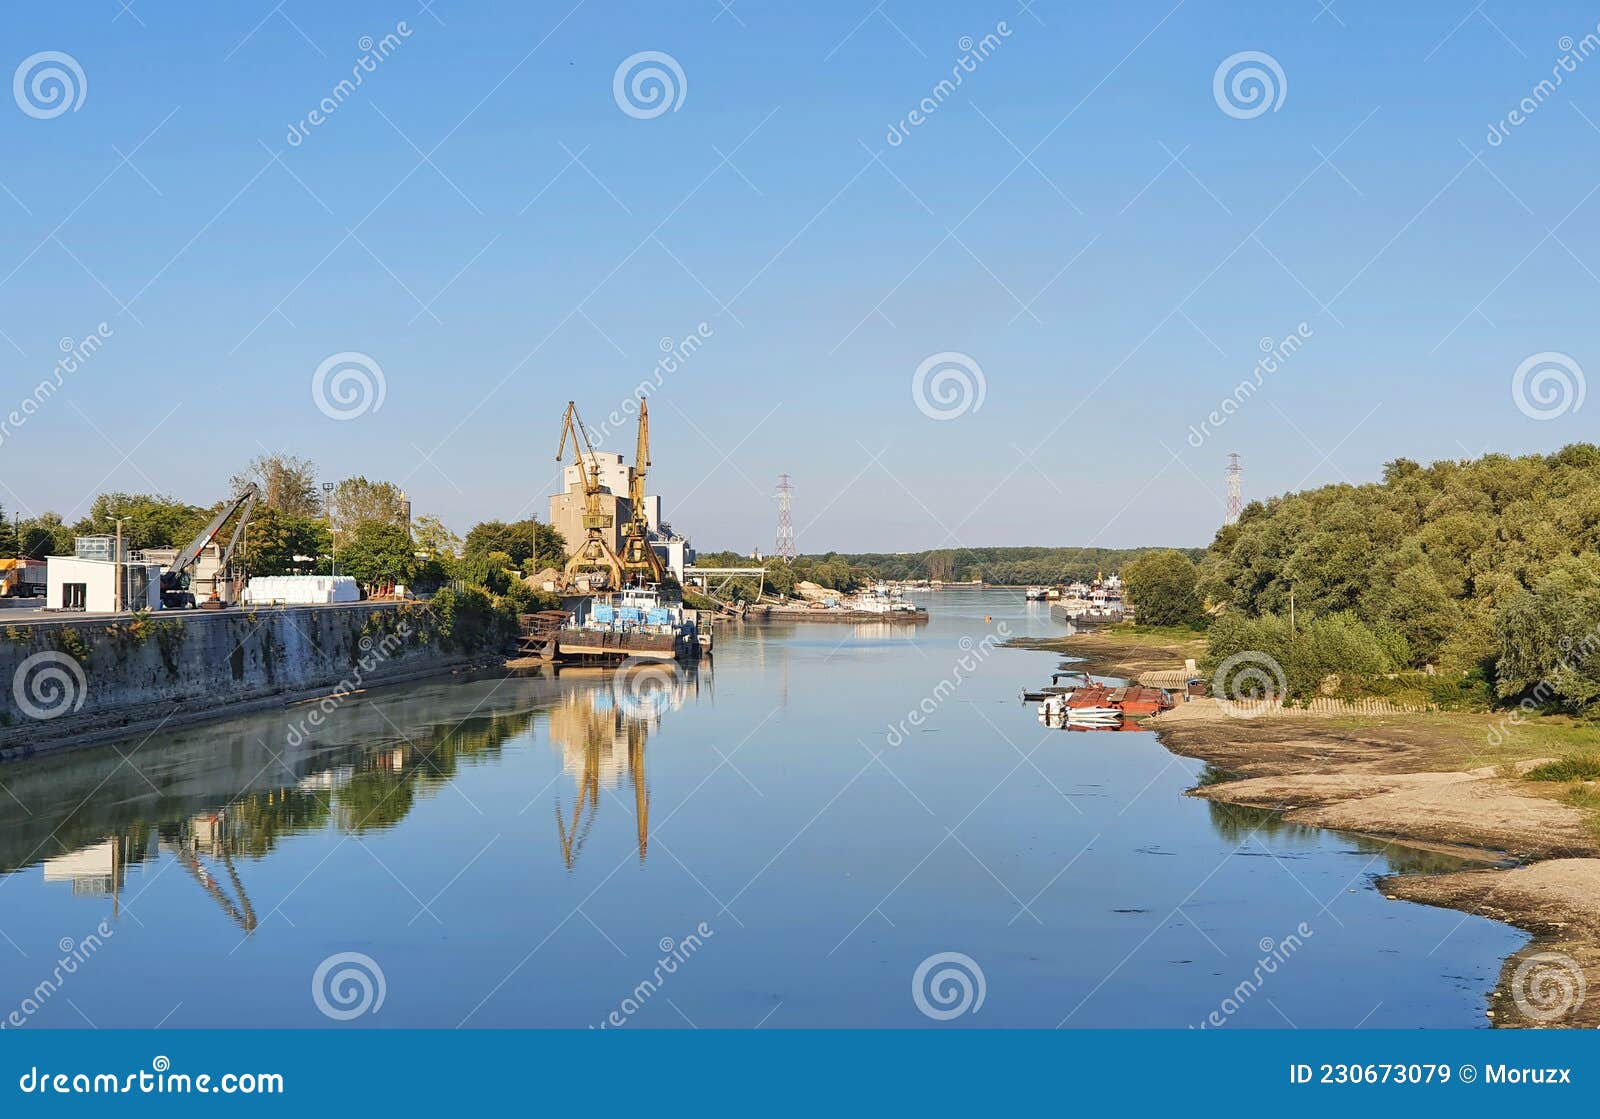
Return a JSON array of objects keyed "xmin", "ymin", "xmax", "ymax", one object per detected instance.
[{"xmin": 1191, "ymin": 444, "xmax": 1600, "ymax": 712}]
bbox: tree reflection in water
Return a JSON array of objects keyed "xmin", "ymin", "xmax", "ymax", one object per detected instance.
[{"xmin": 3, "ymin": 668, "xmax": 702, "ymax": 932}]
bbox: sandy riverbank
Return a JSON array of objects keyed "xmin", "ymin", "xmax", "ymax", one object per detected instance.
[
  {"xmin": 1020, "ymin": 627, "xmax": 1600, "ymax": 1028},
  {"xmin": 1007, "ymin": 627, "xmax": 1208, "ymax": 678}
]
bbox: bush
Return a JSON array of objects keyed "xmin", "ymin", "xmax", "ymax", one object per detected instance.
[
  {"xmin": 1203, "ymin": 610, "xmax": 1401, "ymax": 700},
  {"xmin": 428, "ymin": 585, "xmax": 518, "ymax": 654},
  {"xmin": 1525, "ymin": 753, "xmax": 1600, "ymax": 782}
]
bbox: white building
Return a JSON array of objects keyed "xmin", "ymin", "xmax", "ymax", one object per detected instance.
[
  {"xmin": 46, "ymin": 556, "xmax": 162, "ymax": 612},
  {"xmin": 561, "ymin": 452, "xmax": 629, "ymax": 499}
]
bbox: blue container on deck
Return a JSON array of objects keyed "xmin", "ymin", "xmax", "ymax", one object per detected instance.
[
  {"xmin": 618, "ymin": 607, "xmax": 644, "ymax": 623},
  {"xmin": 646, "ymin": 608, "xmax": 671, "ymax": 625},
  {"xmin": 592, "ymin": 605, "xmax": 616, "ymax": 624}
]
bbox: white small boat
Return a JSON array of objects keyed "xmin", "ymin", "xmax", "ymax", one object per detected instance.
[
  {"xmin": 1025, "ymin": 586, "xmax": 1048, "ymax": 601},
  {"xmin": 1037, "ymin": 692, "xmax": 1121, "ymax": 724}
]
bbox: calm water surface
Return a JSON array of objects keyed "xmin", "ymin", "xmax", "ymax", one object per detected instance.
[{"xmin": 0, "ymin": 591, "xmax": 1521, "ymax": 1028}]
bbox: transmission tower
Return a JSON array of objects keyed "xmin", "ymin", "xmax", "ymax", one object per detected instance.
[
  {"xmin": 1224, "ymin": 453, "xmax": 1242, "ymax": 526},
  {"xmin": 774, "ymin": 474, "xmax": 797, "ymax": 560}
]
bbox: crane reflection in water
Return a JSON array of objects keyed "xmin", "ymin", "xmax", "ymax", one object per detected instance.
[{"xmin": 550, "ymin": 661, "xmax": 698, "ymax": 870}]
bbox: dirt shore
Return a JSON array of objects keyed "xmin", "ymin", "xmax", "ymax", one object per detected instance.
[
  {"xmin": 1012, "ymin": 624, "xmax": 1600, "ymax": 1025},
  {"xmin": 1007, "ymin": 627, "xmax": 1207, "ymax": 679},
  {"xmin": 1149, "ymin": 698, "xmax": 1600, "ymax": 1028}
]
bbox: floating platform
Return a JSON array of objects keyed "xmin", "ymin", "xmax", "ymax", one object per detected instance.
[{"xmin": 555, "ymin": 628, "xmax": 698, "ymax": 663}]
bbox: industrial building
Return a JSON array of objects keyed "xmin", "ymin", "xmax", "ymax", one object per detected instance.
[
  {"xmin": 549, "ymin": 450, "xmax": 692, "ymax": 582},
  {"xmin": 46, "ymin": 553, "xmax": 162, "ymax": 612}
]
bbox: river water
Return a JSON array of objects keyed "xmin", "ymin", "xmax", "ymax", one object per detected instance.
[{"xmin": 0, "ymin": 590, "xmax": 1521, "ymax": 1028}]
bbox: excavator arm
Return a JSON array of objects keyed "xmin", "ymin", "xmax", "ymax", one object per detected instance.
[{"xmin": 161, "ymin": 484, "xmax": 260, "ymax": 607}]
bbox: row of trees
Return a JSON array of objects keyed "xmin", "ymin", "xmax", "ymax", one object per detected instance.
[
  {"xmin": 4, "ymin": 453, "xmax": 568, "ymax": 611},
  {"xmin": 824, "ymin": 546, "xmax": 1205, "ymax": 587},
  {"xmin": 1196, "ymin": 444, "xmax": 1600, "ymax": 711}
]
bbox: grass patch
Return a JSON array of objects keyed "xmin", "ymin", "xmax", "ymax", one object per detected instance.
[
  {"xmin": 1557, "ymin": 783, "xmax": 1600, "ymax": 841},
  {"xmin": 1525, "ymin": 752, "xmax": 1600, "ymax": 782}
]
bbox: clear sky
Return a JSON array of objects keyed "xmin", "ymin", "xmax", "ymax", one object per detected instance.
[{"xmin": 3, "ymin": 1, "xmax": 1598, "ymax": 553}]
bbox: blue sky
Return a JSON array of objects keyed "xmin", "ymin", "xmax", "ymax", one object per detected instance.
[{"xmin": 3, "ymin": 1, "xmax": 1598, "ymax": 552}]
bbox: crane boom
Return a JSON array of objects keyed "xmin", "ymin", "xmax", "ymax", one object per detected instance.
[
  {"xmin": 619, "ymin": 398, "xmax": 665, "ymax": 583},
  {"xmin": 161, "ymin": 484, "xmax": 259, "ymax": 608},
  {"xmin": 170, "ymin": 484, "xmax": 259, "ymax": 576},
  {"xmin": 555, "ymin": 401, "xmax": 624, "ymax": 591}
]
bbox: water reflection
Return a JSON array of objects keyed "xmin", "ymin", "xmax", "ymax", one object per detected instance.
[
  {"xmin": 1204, "ymin": 799, "xmax": 1493, "ymax": 875},
  {"xmin": 2, "ymin": 667, "xmax": 703, "ymax": 931}
]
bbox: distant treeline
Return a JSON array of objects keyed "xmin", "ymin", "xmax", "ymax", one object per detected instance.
[
  {"xmin": 1198, "ymin": 444, "xmax": 1600, "ymax": 711},
  {"xmin": 816, "ymin": 547, "xmax": 1205, "ymax": 586}
]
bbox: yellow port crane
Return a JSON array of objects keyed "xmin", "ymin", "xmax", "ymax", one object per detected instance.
[
  {"xmin": 619, "ymin": 398, "xmax": 666, "ymax": 584},
  {"xmin": 556, "ymin": 401, "xmax": 624, "ymax": 591}
]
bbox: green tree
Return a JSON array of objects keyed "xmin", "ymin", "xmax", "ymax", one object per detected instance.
[
  {"xmin": 463, "ymin": 519, "xmax": 565, "ymax": 569},
  {"xmin": 329, "ymin": 477, "xmax": 408, "ymax": 545},
  {"xmin": 246, "ymin": 506, "xmax": 330, "ymax": 576},
  {"xmin": 230, "ymin": 454, "xmax": 322, "ymax": 517},
  {"xmin": 17, "ymin": 512, "xmax": 73, "ymax": 558},
  {"xmin": 1123, "ymin": 549, "xmax": 1205, "ymax": 627},
  {"xmin": 412, "ymin": 514, "xmax": 461, "ymax": 560},
  {"xmin": 73, "ymin": 493, "xmax": 211, "ymax": 550},
  {"xmin": 338, "ymin": 520, "xmax": 416, "ymax": 588}
]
